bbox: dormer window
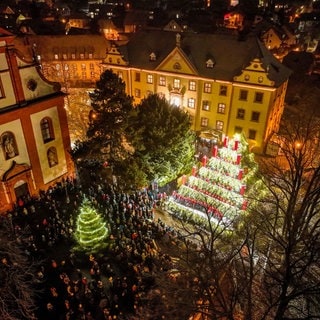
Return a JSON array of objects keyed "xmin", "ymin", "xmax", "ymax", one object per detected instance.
[
  {"xmin": 206, "ymin": 59, "xmax": 214, "ymax": 68},
  {"xmin": 149, "ymin": 52, "xmax": 156, "ymax": 61}
]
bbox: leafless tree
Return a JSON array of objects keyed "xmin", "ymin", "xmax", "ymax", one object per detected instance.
[
  {"xmin": 0, "ymin": 219, "xmax": 41, "ymax": 320},
  {"xmin": 249, "ymin": 106, "xmax": 320, "ymax": 319}
]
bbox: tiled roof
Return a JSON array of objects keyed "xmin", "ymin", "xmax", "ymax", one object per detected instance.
[
  {"xmin": 14, "ymin": 34, "xmax": 112, "ymax": 60},
  {"xmin": 121, "ymin": 30, "xmax": 291, "ymax": 86}
]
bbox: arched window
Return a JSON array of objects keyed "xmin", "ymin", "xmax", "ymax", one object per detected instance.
[
  {"xmin": 40, "ymin": 117, "xmax": 54, "ymax": 143},
  {"xmin": 1, "ymin": 131, "xmax": 19, "ymax": 160},
  {"xmin": 47, "ymin": 147, "xmax": 58, "ymax": 168}
]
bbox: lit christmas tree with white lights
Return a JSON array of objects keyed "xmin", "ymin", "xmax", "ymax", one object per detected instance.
[{"xmin": 74, "ymin": 197, "xmax": 109, "ymax": 253}]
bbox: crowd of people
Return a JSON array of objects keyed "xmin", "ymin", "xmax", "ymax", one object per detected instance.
[{"xmin": 6, "ymin": 173, "xmax": 186, "ymax": 320}]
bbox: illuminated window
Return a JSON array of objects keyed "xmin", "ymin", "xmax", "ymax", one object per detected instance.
[
  {"xmin": 159, "ymin": 76, "xmax": 166, "ymax": 86},
  {"xmin": 135, "ymin": 72, "xmax": 140, "ymax": 82},
  {"xmin": 202, "ymin": 100, "xmax": 210, "ymax": 111},
  {"xmin": 88, "ymin": 53, "xmax": 93, "ymax": 59},
  {"xmin": 219, "ymin": 85, "xmax": 227, "ymax": 96},
  {"xmin": 216, "ymin": 120, "xmax": 224, "ymax": 131},
  {"xmin": 54, "ymin": 54, "xmax": 59, "ymax": 60},
  {"xmin": 204, "ymin": 82, "xmax": 212, "ymax": 93},
  {"xmin": 135, "ymin": 89, "xmax": 141, "ymax": 98},
  {"xmin": 80, "ymin": 53, "xmax": 85, "ymax": 59},
  {"xmin": 217, "ymin": 103, "xmax": 226, "ymax": 114},
  {"xmin": 90, "ymin": 63, "xmax": 94, "ymax": 70},
  {"xmin": 189, "ymin": 81, "xmax": 196, "ymax": 91},
  {"xmin": 251, "ymin": 111, "xmax": 260, "ymax": 122},
  {"xmin": 81, "ymin": 64, "xmax": 86, "ymax": 70},
  {"xmin": 1, "ymin": 132, "xmax": 19, "ymax": 160},
  {"xmin": 173, "ymin": 78, "xmax": 180, "ymax": 89},
  {"xmin": 206, "ymin": 59, "xmax": 214, "ymax": 68},
  {"xmin": 47, "ymin": 147, "xmax": 58, "ymax": 168},
  {"xmin": 41, "ymin": 117, "xmax": 55, "ymax": 143},
  {"xmin": 237, "ymin": 108, "xmax": 245, "ymax": 119},
  {"xmin": 147, "ymin": 74, "xmax": 153, "ymax": 84},
  {"xmin": 118, "ymin": 71, "xmax": 123, "ymax": 78},
  {"xmin": 255, "ymin": 92, "xmax": 264, "ymax": 103},
  {"xmin": 150, "ymin": 52, "xmax": 156, "ymax": 61},
  {"xmin": 239, "ymin": 90, "xmax": 248, "ymax": 101},
  {"xmin": 188, "ymin": 98, "xmax": 195, "ymax": 108},
  {"xmin": 201, "ymin": 117, "xmax": 209, "ymax": 127},
  {"xmin": 248, "ymin": 129, "xmax": 256, "ymax": 140},
  {"xmin": 71, "ymin": 53, "xmax": 76, "ymax": 59},
  {"xmin": 62, "ymin": 53, "xmax": 67, "ymax": 60}
]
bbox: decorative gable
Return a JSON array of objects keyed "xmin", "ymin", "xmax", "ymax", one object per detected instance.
[
  {"xmin": 233, "ymin": 58, "xmax": 274, "ymax": 86},
  {"xmin": 155, "ymin": 47, "xmax": 198, "ymax": 75},
  {"xmin": 103, "ymin": 44, "xmax": 128, "ymax": 66}
]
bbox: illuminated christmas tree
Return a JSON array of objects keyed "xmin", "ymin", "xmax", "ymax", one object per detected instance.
[
  {"xmin": 74, "ymin": 197, "xmax": 109, "ymax": 253},
  {"xmin": 167, "ymin": 134, "xmax": 257, "ymax": 224}
]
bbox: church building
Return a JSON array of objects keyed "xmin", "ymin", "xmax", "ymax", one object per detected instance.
[{"xmin": 0, "ymin": 28, "xmax": 74, "ymax": 213}]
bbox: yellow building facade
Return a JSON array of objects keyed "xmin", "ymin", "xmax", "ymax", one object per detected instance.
[
  {"xmin": 22, "ymin": 31, "xmax": 291, "ymax": 154},
  {"xmin": 101, "ymin": 30, "xmax": 291, "ymax": 153}
]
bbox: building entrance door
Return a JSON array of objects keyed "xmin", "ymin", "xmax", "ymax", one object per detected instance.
[{"xmin": 14, "ymin": 182, "xmax": 29, "ymax": 200}]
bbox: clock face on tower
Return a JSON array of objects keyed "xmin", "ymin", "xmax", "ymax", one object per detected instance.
[{"xmin": 26, "ymin": 78, "xmax": 38, "ymax": 91}]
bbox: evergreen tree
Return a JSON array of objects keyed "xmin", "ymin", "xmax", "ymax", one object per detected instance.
[
  {"xmin": 72, "ymin": 69, "xmax": 134, "ymax": 168},
  {"xmin": 126, "ymin": 94, "xmax": 196, "ymax": 188},
  {"xmin": 74, "ymin": 197, "xmax": 109, "ymax": 254}
]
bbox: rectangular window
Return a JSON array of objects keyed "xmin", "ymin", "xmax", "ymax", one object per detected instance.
[
  {"xmin": 118, "ymin": 71, "xmax": 123, "ymax": 79},
  {"xmin": 251, "ymin": 111, "xmax": 260, "ymax": 122},
  {"xmin": 90, "ymin": 63, "xmax": 94, "ymax": 70},
  {"xmin": 202, "ymin": 100, "xmax": 210, "ymax": 111},
  {"xmin": 81, "ymin": 63, "xmax": 86, "ymax": 70},
  {"xmin": 147, "ymin": 74, "xmax": 153, "ymax": 84},
  {"xmin": 217, "ymin": 103, "xmax": 226, "ymax": 114},
  {"xmin": 62, "ymin": 53, "xmax": 67, "ymax": 60},
  {"xmin": 71, "ymin": 53, "xmax": 76, "ymax": 59},
  {"xmin": 255, "ymin": 92, "xmax": 264, "ymax": 103},
  {"xmin": 54, "ymin": 54, "xmax": 59, "ymax": 60},
  {"xmin": 204, "ymin": 82, "xmax": 212, "ymax": 93},
  {"xmin": 216, "ymin": 120, "xmax": 224, "ymax": 131},
  {"xmin": 235, "ymin": 126, "xmax": 242, "ymax": 134},
  {"xmin": 201, "ymin": 117, "xmax": 209, "ymax": 127},
  {"xmin": 88, "ymin": 53, "xmax": 93, "ymax": 59},
  {"xmin": 239, "ymin": 90, "xmax": 248, "ymax": 101},
  {"xmin": 80, "ymin": 53, "xmax": 85, "ymax": 59},
  {"xmin": 237, "ymin": 108, "xmax": 245, "ymax": 119},
  {"xmin": 188, "ymin": 98, "xmax": 195, "ymax": 109},
  {"xmin": 173, "ymin": 78, "xmax": 180, "ymax": 89},
  {"xmin": 189, "ymin": 81, "xmax": 196, "ymax": 91},
  {"xmin": 135, "ymin": 72, "xmax": 140, "ymax": 82},
  {"xmin": 219, "ymin": 85, "xmax": 227, "ymax": 96},
  {"xmin": 135, "ymin": 89, "xmax": 141, "ymax": 98},
  {"xmin": 159, "ymin": 76, "xmax": 166, "ymax": 86},
  {"xmin": 248, "ymin": 129, "xmax": 257, "ymax": 140},
  {"xmin": 81, "ymin": 71, "xmax": 86, "ymax": 79}
]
